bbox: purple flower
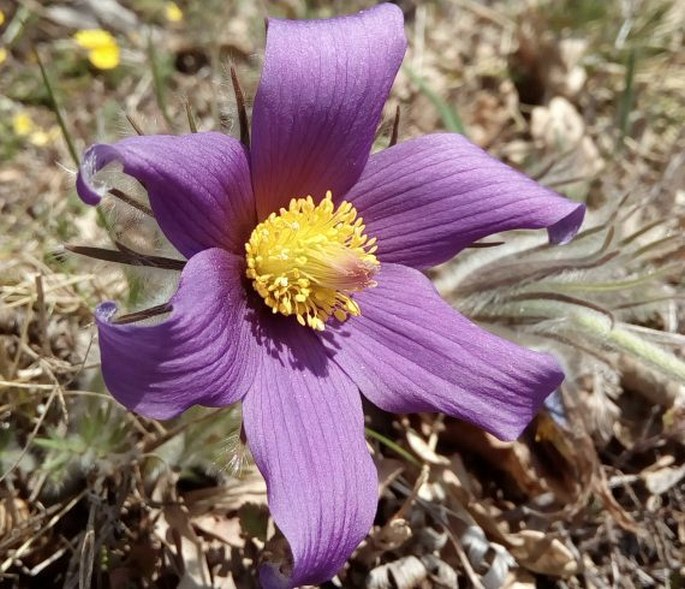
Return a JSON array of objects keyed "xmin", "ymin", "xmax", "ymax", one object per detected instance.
[{"xmin": 75, "ymin": 4, "xmax": 584, "ymax": 587}]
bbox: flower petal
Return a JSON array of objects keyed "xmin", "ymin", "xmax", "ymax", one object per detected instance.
[
  {"xmin": 76, "ymin": 132, "xmax": 255, "ymax": 258},
  {"xmin": 344, "ymin": 133, "xmax": 585, "ymax": 269},
  {"xmin": 250, "ymin": 3, "xmax": 406, "ymax": 219},
  {"xmin": 96, "ymin": 248, "xmax": 258, "ymax": 419},
  {"xmin": 326, "ymin": 264, "xmax": 564, "ymax": 441},
  {"xmin": 242, "ymin": 317, "xmax": 377, "ymax": 588}
]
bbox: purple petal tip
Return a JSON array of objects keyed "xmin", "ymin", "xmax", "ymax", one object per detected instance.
[
  {"xmin": 76, "ymin": 144, "xmax": 116, "ymax": 206},
  {"xmin": 95, "ymin": 301, "xmax": 119, "ymax": 322},
  {"xmin": 259, "ymin": 564, "xmax": 292, "ymax": 589},
  {"xmin": 548, "ymin": 202, "xmax": 586, "ymax": 245}
]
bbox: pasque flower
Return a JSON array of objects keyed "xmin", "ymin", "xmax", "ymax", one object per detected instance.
[{"xmin": 75, "ymin": 4, "xmax": 584, "ymax": 587}]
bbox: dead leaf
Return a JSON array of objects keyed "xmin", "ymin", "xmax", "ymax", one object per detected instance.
[
  {"xmin": 355, "ymin": 516, "xmax": 413, "ymax": 567},
  {"xmin": 154, "ymin": 504, "xmax": 212, "ymax": 588},
  {"xmin": 376, "ymin": 457, "xmax": 405, "ymax": 494},
  {"xmin": 502, "ymin": 569, "xmax": 536, "ymax": 589},
  {"xmin": 366, "ymin": 554, "xmax": 458, "ymax": 589},
  {"xmin": 593, "ymin": 469, "xmax": 641, "ymax": 535},
  {"xmin": 183, "ymin": 470, "xmax": 267, "ymax": 516},
  {"xmin": 193, "ymin": 514, "xmax": 245, "ymax": 548},
  {"xmin": 507, "ymin": 530, "xmax": 578, "ymax": 577},
  {"xmin": 0, "ymin": 496, "xmax": 30, "ymax": 538},
  {"xmin": 642, "ymin": 462, "xmax": 685, "ymax": 495},
  {"xmin": 406, "ymin": 429, "xmax": 450, "ymax": 465}
]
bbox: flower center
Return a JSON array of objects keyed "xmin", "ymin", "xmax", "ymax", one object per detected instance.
[{"xmin": 245, "ymin": 191, "xmax": 379, "ymax": 331}]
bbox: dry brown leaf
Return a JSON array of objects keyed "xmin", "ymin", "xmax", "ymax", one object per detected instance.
[
  {"xmin": 366, "ymin": 555, "xmax": 426, "ymax": 589},
  {"xmin": 530, "ymin": 96, "xmax": 604, "ymax": 195},
  {"xmin": 621, "ymin": 354, "xmax": 685, "ymax": 408},
  {"xmin": 366, "ymin": 554, "xmax": 458, "ymax": 589},
  {"xmin": 183, "ymin": 470, "xmax": 267, "ymax": 516},
  {"xmin": 436, "ymin": 457, "xmax": 516, "ymax": 587},
  {"xmin": 503, "ymin": 568, "xmax": 536, "ymax": 589},
  {"xmin": 376, "ymin": 518, "xmax": 413, "ymax": 552},
  {"xmin": 642, "ymin": 462, "xmax": 685, "ymax": 495},
  {"xmin": 593, "ymin": 469, "xmax": 641, "ymax": 535},
  {"xmin": 663, "ymin": 402, "xmax": 685, "ymax": 443},
  {"xmin": 506, "ymin": 530, "xmax": 578, "ymax": 577},
  {"xmin": 376, "ymin": 457, "xmax": 406, "ymax": 494},
  {"xmin": 555, "ymin": 38, "xmax": 588, "ymax": 96},
  {"xmin": 356, "ymin": 515, "xmax": 413, "ymax": 567},
  {"xmin": 436, "ymin": 453, "xmax": 585, "ymax": 580},
  {"xmin": 442, "ymin": 423, "xmax": 577, "ymax": 500},
  {"xmin": 531, "ymin": 97, "xmax": 586, "ymax": 147},
  {"xmin": 0, "ymin": 496, "xmax": 30, "ymax": 538},
  {"xmin": 154, "ymin": 504, "xmax": 213, "ymax": 588},
  {"xmin": 406, "ymin": 429, "xmax": 450, "ymax": 465},
  {"xmin": 193, "ymin": 514, "xmax": 245, "ymax": 548}
]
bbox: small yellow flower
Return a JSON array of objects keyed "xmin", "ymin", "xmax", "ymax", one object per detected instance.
[
  {"xmin": 164, "ymin": 2, "xmax": 184, "ymax": 23},
  {"xmin": 0, "ymin": 10, "xmax": 5, "ymax": 27},
  {"xmin": 12, "ymin": 112, "xmax": 34, "ymax": 137},
  {"xmin": 29, "ymin": 130, "xmax": 50, "ymax": 147},
  {"xmin": 0, "ymin": 48, "xmax": 7, "ymax": 65},
  {"xmin": 29, "ymin": 127, "xmax": 60, "ymax": 147},
  {"xmin": 74, "ymin": 29, "xmax": 120, "ymax": 70},
  {"xmin": 11, "ymin": 113, "xmax": 59, "ymax": 146}
]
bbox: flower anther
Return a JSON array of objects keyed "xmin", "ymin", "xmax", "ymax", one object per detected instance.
[{"xmin": 246, "ymin": 191, "xmax": 379, "ymax": 330}]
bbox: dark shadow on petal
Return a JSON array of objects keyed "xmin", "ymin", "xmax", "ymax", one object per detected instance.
[{"xmin": 244, "ymin": 288, "xmax": 332, "ymax": 378}]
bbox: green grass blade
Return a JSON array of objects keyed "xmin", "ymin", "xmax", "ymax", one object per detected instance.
[
  {"xmin": 365, "ymin": 427, "xmax": 420, "ymax": 466},
  {"xmin": 404, "ymin": 64, "xmax": 466, "ymax": 135},
  {"xmin": 147, "ymin": 31, "xmax": 175, "ymax": 131},
  {"xmin": 617, "ymin": 49, "xmax": 636, "ymax": 146},
  {"xmin": 35, "ymin": 50, "xmax": 80, "ymax": 167}
]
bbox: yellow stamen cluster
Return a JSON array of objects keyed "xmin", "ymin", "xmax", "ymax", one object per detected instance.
[{"xmin": 246, "ymin": 191, "xmax": 379, "ymax": 331}]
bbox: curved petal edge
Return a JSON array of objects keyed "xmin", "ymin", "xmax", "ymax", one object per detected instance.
[
  {"xmin": 251, "ymin": 3, "xmax": 407, "ymax": 218},
  {"xmin": 326, "ymin": 263, "xmax": 564, "ymax": 441},
  {"xmin": 96, "ymin": 249, "xmax": 258, "ymax": 419},
  {"xmin": 242, "ymin": 317, "xmax": 377, "ymax": 588},
  {"xmin": 344, "ymin": 133, "xmax": 586, "ymax": 269},
  {"xmin": 76, "ymin": 132, "xmax": 256, "ymax": 258}
]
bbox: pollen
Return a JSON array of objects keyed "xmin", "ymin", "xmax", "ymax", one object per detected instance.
[{"xmin": 246, "ymin": 191, "xmax": 379, "ymax": 331}]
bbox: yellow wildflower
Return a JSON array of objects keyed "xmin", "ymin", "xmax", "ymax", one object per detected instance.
[
  {"xmin": 11, "ymin": 112, "xmax": 59, "ymax": 147},
  {"xmin": 0, "ymin": 48, "xmax": 7, "ymax": 65},
  {"xmin": 164, "ymin": 2, "xmax": 184, "ymax": 23},
  {"xmin": 0, "ymin": 10, "xmax": 5, "ymax": 27},
  {"xmin": 74, "ymin": 29, "xmax": 120, "ymax": 70},
  {"xmin": 12, "ymin": 112, "xmax": 34, "ymax": 137},
  {"xmin": 29, "ymin": 127, "xmax": 61, "ymax": 147}
]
